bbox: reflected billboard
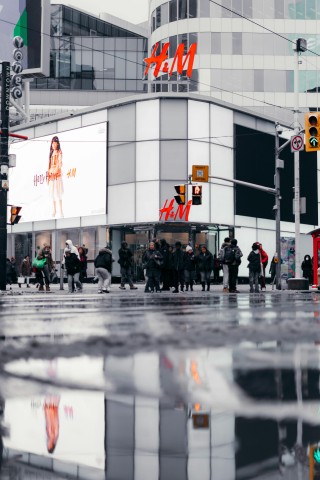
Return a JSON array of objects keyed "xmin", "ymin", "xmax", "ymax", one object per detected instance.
[
  {"xmin": 8, "ymin": 123, "xmax": 107, "ymax": 222},
  {"xmin": 0, "ymin": 0, "xmax": 50, "ymax": 76}
]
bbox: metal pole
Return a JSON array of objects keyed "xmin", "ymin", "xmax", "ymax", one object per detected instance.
[
  {"xmin": 0, "ymin": 62, "xmax": 10, "ymax": 291},
  {"xmin": 294, "ymin": 47, "xmax": 301, "ymax": 278},
  {"xmin": 275, "ymin": 125, "xmax": 282, "ymax": 290}
]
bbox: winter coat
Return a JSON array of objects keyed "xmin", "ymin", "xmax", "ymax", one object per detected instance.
[
  {"xmin": 94, "ymin": 248, "xmax": 114, "ymax": 272},
  {"xmin": 118, "ymin": 246, "xmax": 133, "ymax": 268},
  {"xmin": 196, "ymin": 251, "xmax": 213, "ymax": 272},
  {"xmin": 172, "ymin": 248, "xmax": 185, "ymax": 271},
  {"xmin": 218, "ymin": 241, "xmax": 231, "ymax": 264},
  {"xmin": 230, "ymin": 245, "xmax": 243, "ymax": 266},
  {"xmin": 183, "ymin": 252, "xmax": 196, "ymax": 271},
  {"xmin": 142, "ymin": 249, "xmax": 163, "ymax": 270},
  {"xmin": 64, "ymin": 253, "xmax": 81, "ymax": 275},
  {"xmin": 21, "ymin": 258, "xmax": 32, "ymax": 276},
  {"xmin": 301, "ymin": 255, "xmax": 313, "ymax": 279},
  {"xmin": 160, "ymin": 242, "xmax": 172, "ymax": 270},
  {"xmin": 259, "ymin": 247, "xmax": 268, "ymax": 268},
  {"xmin": 64, "ymin": 240, "xmax": 80, "ymax": 258},
  {"xmin": 247, "ymin": 250, "xmax": 261, "ymax": 273}
]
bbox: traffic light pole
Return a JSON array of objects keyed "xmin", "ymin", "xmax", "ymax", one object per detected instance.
[
  {"xmin": 0, "ymin": 62, "xmax": 10, "ymax": 291},
  {"xmin": 293, "ymin": 44, "xmax": 301, "ymax": 279}
]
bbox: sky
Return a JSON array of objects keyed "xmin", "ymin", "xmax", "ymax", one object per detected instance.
[{"xmin": 57, "ymin": 0, "xmax": 149, "ymax": 24}]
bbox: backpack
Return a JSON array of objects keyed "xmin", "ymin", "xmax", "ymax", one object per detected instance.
[{"xmin": 223, "ymin": 246, "xmax": 235, "ymax": 264}]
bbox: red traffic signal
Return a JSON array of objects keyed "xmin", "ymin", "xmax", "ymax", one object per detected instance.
[
  {"xmin": 192, "ymin": 185, "xmax": 202, "ymax": 205},
  {"xmin": 174, "ymin": 185, "xmax": 186, "ymax": 205},
  {"xmin": 10, "ymin": 206, "xmax": 22, "ymax": 225}
]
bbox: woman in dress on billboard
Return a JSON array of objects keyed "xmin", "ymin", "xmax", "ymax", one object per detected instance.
[{"xmin": 48, "ymin": 136, "xmax": 64, "ymax": 217}]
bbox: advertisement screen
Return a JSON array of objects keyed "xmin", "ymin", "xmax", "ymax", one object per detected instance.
[
  {"xmin": 8, "ymin": 122, "xmax": 107, "ymax": 222},
  {"xmin": 0, "ymin": 0, "xmax": 50, "ymax": 76}
]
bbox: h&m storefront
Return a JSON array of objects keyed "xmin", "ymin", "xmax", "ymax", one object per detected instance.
[{"xmin": 8, "ymin": 93, "xmax": 317, "ymax": 279}]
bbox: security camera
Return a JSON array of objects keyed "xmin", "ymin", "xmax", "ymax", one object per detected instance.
[{"xmin": 276, "ymin": 123, "xmax": 284, "ymax": 134}]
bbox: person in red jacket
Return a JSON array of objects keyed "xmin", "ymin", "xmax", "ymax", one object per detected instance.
[{"xmin": 257, "ymin": 242, "xmax": 268, "ymax": 291}]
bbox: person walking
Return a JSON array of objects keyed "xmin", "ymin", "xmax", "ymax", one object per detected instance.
[
  {"xmin": 94, "ymin": 245, "xmax": 114, "ymax": 293},
  {"xmin": 257, "ymin": 242, "xmax": 268, "ymax": 290},
  {"xmin": 184, "ymin": 245, "xmax": 196, "ymax": 291},
  {"xmin": 10, "ymin": 257, "xmax": 18, "ymax": 285},
  {"xmin": 269, "ymin": 253, "xmax": 281, "ymax": 286},
  {"xmin": 41, "ymin": 244, "xmax": 54, "ymax": 292},
  {"xmin": 172, "ymin": 241, "xmax": 185, "ymax": 293},
  {"xmin": 218, "ymin": 237, "xmax": 231, "ymax": 292},
  {"xmin": 213, "ymin": 254, "xmax": 221, "ymax": 284},
  {"xmin": 118, "ymin": 241, "xmax": 137, "ymax": 290},
  {"xmin": 196, "ymin": 245, "xmax": 213, "ymax": 291},
  {"xmin": 20, "ymin": 255, "xmax": 32, "ymax": 288},
  {"xmin": 159, "ymin": 239, "xmax": 172, "ymax": 291},
  {"xmin": 64, "ymin": 248, "xmax": 82, "ymax": 293},
  {"xmin": 247, "ymin": 243, "xmax": 262, "ymax": 293},
  {"xmin": 142, "ymin": 241, "xmax": 163, "ymax": 293},
  {"xmin": 32, "ymin": 252, "xmax": 47, "ymax": 291},
  {"xmin": 301, "ymin": 254, "xmax": 313, "ymax": 284},
  {"xmin": 78, "ymin": 246, "xmax": 88, "ymax": 283},
  {"xmin": 228, "ymin": 239, "xmax": 243, "ymax": 293}
]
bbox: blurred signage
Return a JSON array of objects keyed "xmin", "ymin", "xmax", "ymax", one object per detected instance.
[
  {"xmin": 159, "ymin": 198, "xmax": 192, "ymax": 221},
  {"xmin": 144, "ymin": 42, "xmax": 197, "ymax": 79}
]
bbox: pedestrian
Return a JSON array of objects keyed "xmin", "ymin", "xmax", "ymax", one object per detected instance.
[
  {"xmin": 213, "ymin": 254, "xmax": 221, "ymax": 284},
  {"xmin": 32, "ymin": 252, "xmax": 47, "ymax": 291},
  {"xmin": 159, "ymin": 239, "xmax": 172, "ymax": 291},
  {"xmin": 94, "ymin": 245, "xmax": 114, "ymax": 293},
  {"xmin": 118, "ymin": 241, "xmax": 137, "ymax": 290},
  {"xmin": 301, "ymin": 254, "xmax": 313, "ymax": 284},
  {"xmin": 142, "ymin": 241, "xmax": 163, "ymax": 293},
  {"xmin": 228, "ymin": 239, "xmax": 243, "ymax": 293},
  {"xmin": 64, "ymin": 248, "xmax": 82, "ymax": 293},
  {"xmin": 41, "ymin": 244, "xmax": 54, "ymax": 292},
  {"xmin": 247, "ymin": 242, "xmax": 262, "ymax": 293},
  {"xmin": 10, "ymin": 257, "xmax": 18, "ymax": 284},
  {"xmin": 172, "ymin": 241, "xmax": 185, "ymax": 293},
  {"xmin": 269, "ymin": 253, "xmax": 280, "ymax": 286},
  {"xmin": 20, "ymin": 255, "xmax": 32, "ymax": 288},
  {"xmin": 196, "ymin": 245, "xmax": 213, "ymax": 291},
  {"xmin": 78, "ymin": 246, "xmax": 88, "ymax": 282},
  {"xmin": 218, "ymin": 237, "xmax": 231, "ymax": 292},
  {"xmin": 184, "ymin": 245, "xmax": 196, "ymax": 291},
  {"xmin": 6, "ymin": 258, "xmax": 12, "ymax": 285},
  {"xmin": 257, "ymin": 242, "xmax": 268, "ymax": 291}
]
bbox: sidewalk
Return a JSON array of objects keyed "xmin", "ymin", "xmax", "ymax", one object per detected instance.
[{"xmin": 1, "ymin": 282, "xmax": 315, "ymax": 295}]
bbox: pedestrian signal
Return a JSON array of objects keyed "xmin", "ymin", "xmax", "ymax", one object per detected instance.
[
  {"xmin": 310, "ymin": 444, "xmax": 320, "ymax": 479},
  {"xmin": 192, "ymin": 185, "xmax": 202, "ymax": 205},
  {"xmin": 10, "ymin": 206, "xmax": 22, "ymax": 225},
  {"xmin": 174, "ymin": 185, "xmax": 186, "ymax": 205},
  {"xmin": 305, "ymin": 112, "xmax": 320, "ymax": 152}
]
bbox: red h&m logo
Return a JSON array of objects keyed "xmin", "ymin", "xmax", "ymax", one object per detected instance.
[
  {"xmin": 159, "ymin": 198, "xmax": 192, "ymax": 222},
  {"xmin": 144, "ymin": 42, "xmax": 197, "ymax": 79}
]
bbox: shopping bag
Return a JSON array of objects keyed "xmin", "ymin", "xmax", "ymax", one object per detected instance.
[{"xmin": 17, "ymin": 276, "xmax": 25, "ymax": 284}]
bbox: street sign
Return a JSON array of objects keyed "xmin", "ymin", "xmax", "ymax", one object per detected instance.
[
  {"xmin": 291, "ymin": 134, "xmax": 304, "ymax": 152},
  {"xmin": 192, "ymin": 165, "xmax": 209, "ymax": 182}
]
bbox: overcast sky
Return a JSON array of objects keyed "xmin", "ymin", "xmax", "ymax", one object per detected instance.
[{"xmin": 57, "ymin": 0, "xmax": 149, "ymax": 24}]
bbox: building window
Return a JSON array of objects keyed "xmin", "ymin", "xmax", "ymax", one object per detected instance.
[
  {"xmin": 189, "ymin": 0, "xmax": 197, "ymax": 18},
  {"xmin": 170, "ymin": 0, "xmax": 178, "ymax": 21}
]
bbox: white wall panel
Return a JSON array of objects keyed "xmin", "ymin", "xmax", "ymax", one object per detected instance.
[
  {"xmin": 108, "ymin": 183, "xmax": 135, "ymax": 224},
  {"xmin": 210, "ymin": 105, "xmax": 234, "ymax": 149},
  {"xmin": 136, "ymin": 181, "xmax": 160, "ymax": 222},
  {"xmin": 57, "ymin": 116, "xmax": 82, "ymax": 133},
  {"xmin": 136, "ymin": 100, "xmax": 160, "ymax": 140},
  {"xmin": 210, "ymin": 184, "xmax": 234, "ymax": 225},
  {"xmin": 136, "ymin": 141, "xmax": 159, "ymax": 181},
  {"xmin": 210, "ymin": 145, "xmax": 233, "ymax": 184}
]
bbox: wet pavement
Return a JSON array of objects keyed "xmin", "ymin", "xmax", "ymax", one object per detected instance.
[{"xmin": 1, "ymin": 283, "xmax": 320, "ymax": 479}]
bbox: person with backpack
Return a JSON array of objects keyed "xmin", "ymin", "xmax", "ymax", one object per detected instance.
[
  {"xmin": 228, "ymin": 239, "xmax": 243, "ymax": 293},
  {"xmin": 218, "ymin": 237, "xmax": 231, "ymax": 292},
  {"xmin": 247, "ymin": 242, "xmax": 262, "ymax": 293},
  {"xmin": 64, "ymin": 248, "xmax": 83, "ymax": 293},
  {"xmin": 94, "ymin": 245, "xmax": 114, "ymax": 293},
  {"xmin": 172, "ymin": 241, "xmax": 185, "ymax": 293}
]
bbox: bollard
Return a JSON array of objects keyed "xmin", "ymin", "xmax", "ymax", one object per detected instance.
[{"xmin": 287, "ymin": 278, "xmax": 309, "ymax": 290}]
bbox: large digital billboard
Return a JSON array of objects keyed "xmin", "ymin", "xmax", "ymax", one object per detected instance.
[
  {"xmin": 8, "ymin": 123, "xmax": 107, "ymax": 222},
  {"xmin": 0, "ymin": 0, "xmax": 50, "ymax": 76}
]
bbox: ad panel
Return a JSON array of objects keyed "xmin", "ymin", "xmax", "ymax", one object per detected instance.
[
  {"xmin": 8, "ymin": 122, "xmax": 107, "ymax": 222},
  {"xmin": 0, "ymin": 0, "xmax": 50, "ymax": 76}
]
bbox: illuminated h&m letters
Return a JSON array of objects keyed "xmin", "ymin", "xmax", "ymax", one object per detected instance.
[{"xmin": 144, "ymin": 42, "xmax": 197, "ymax": 79}]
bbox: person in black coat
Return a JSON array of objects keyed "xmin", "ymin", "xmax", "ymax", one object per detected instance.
[
  {"xmin": 64, "ymin": 249, "xmax": 82, "ymax": 293},
  {"xmin": 247, "ymin": 243, "xmax": 261, "ymax": 293},
  {"xmin": 184, "ymin": 245, "xmax": 196, "ymax": 291},
  {"xmin": 142, "ymin": 241, "xmax": 163, "ymax": 293},
  {"xmin": 196, "ymin": 245, "xmax": 213, "ymax": 291},
  {"xmin": 159, "ymin": 238, "xmax": 172, "ymax": 291},
  {"xmin": 94, "ymin": 246, "xmax": 114, "ymax": 293},
  {"xmin": 118, "ymin": 241, "xmax": 137, "ymax": 290},
  {"xmin": 301, "ymin": 254, "xmax": 313, "ymax": 284},
  {"xmin": 172, "ymin": 241, "xmax": 185, "ymax": 293}
]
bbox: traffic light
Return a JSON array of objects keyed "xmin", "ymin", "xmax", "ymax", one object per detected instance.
[
  {"xmin": 10, "ymin": 206, "xmax": 22, "ymax": 225},
  {"xmin": 174, "ymin": 185, "xmax": 186, "ymax": 205},
  {"xmin": 305, "ymin": 112, "xmax": 320, "ymax": 152},
  {"xmin": 309, "ymin": 444, "xmax": 320, "ymax": 479},
  {"xmin": 192, "ymin": 185, "xmax": 202, "ymax": 205}
]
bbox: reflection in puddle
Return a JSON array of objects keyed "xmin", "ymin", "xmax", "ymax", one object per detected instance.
[{"xmin": 1, "ymin": 346, "xmax": 320, "ymax": 478}]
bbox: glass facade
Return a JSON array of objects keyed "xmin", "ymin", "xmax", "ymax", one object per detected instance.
[{"xmin": 32, "ymin": 5, "xmax": 148, "ymax": 92}]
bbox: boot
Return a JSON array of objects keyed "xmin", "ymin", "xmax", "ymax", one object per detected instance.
[
  {"xmin": 201, "ymin": 282, "xmax": 205, "ymax": 291},
  {"xmin": 185, "ymin": 283, "xmax": 189, "ymax": 291},
  {"xmin": 45, "ymin": 285, "xmax": 50, "ymax": 292},
  {"xmin": 39, "ymin": 285, "xmax": 44, "ymax": 291},
  {"xmin": 207, "ymin": 282, "xmax": 210, "ymax": 291},
  {"xmin": 190, "ymin": 283, "xmax": 193, "ymax": 291}
]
